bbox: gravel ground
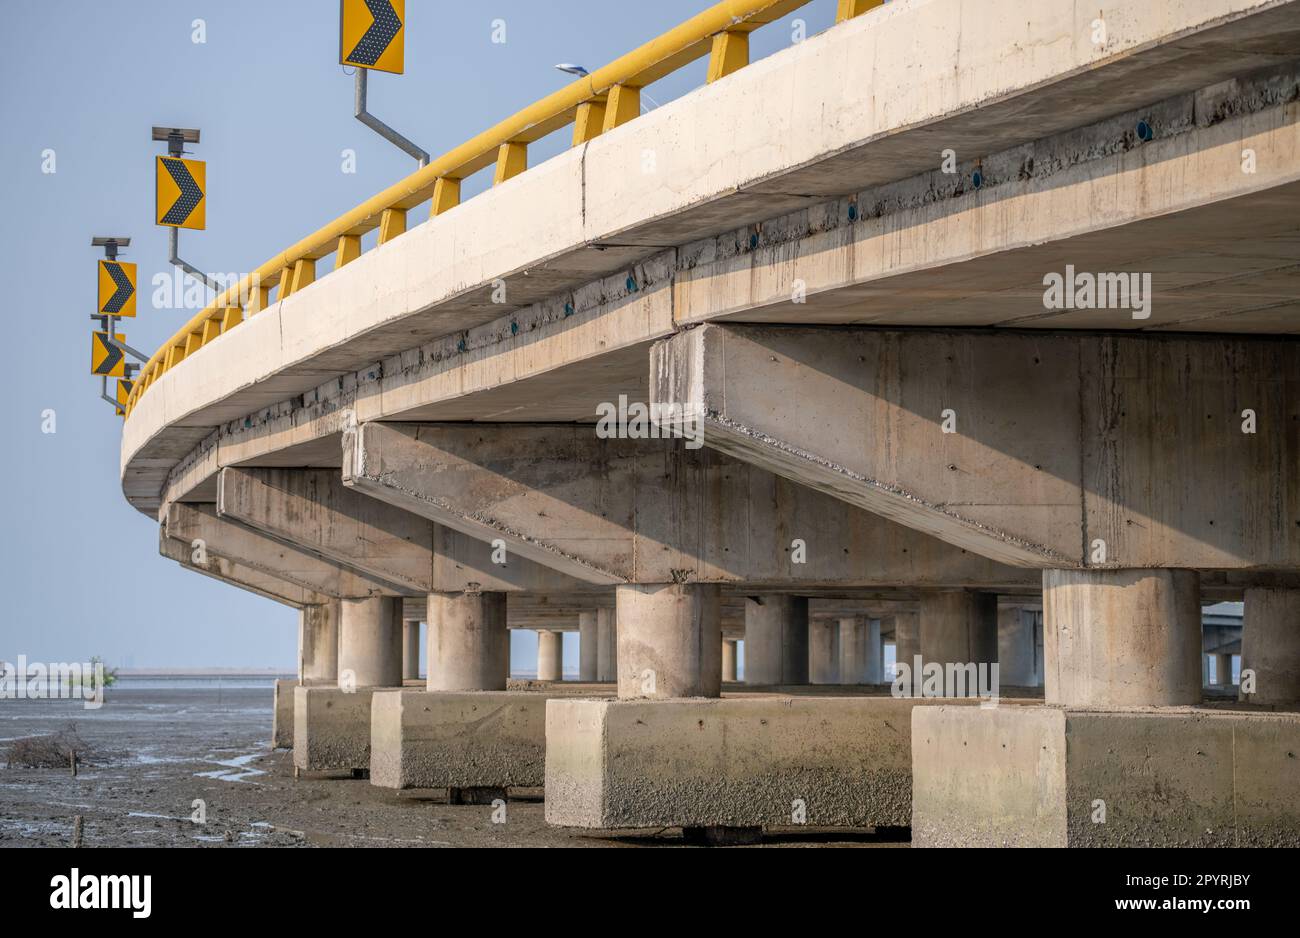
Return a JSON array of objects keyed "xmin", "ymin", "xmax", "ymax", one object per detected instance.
[{"xmin": 0, "ymin": 686, "xmax": 905, "ymax": 848}]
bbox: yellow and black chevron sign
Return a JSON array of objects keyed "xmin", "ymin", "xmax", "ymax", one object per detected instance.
[
  {"xmin": 97, "ymin": 259, "xmax": 137, "ymax": 317},
  {"xmin": 340, "ymin": 0, "xmax": 404, "ymax": 74},
  {"xmin": 155, "ymin": 156, "xmax": 206, "ymax": 230},
  {"xmin": 115, "ymin": 377, "xmax": 134, "ymax": 416},
  {"xmin": 91, "ymin": 331, "xmax": 126, "ymax": 377}
]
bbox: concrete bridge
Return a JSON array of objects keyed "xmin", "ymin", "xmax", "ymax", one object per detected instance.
[{"xmin": 120, "ymin": 0, "xmax": 1300, "ymax": 845}]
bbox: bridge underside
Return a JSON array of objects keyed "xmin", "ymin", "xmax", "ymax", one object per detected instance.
[{"xmin": 126, "ymin": 0, "xmax": 1300, "ymax": 845}]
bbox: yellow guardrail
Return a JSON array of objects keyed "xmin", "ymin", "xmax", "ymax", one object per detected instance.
[{"xmin": 125, "ymin": 0, "xmax": 882, "ymax": 416}]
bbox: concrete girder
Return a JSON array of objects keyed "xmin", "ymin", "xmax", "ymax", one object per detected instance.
[
  {"xmin": 341, "ymin": 420, "xmax": 1037, "ymax": 589},
  {"xmin": 653, "ymin": 324, "xmax": 1300, "ymax": 570},
  {"xmin": 216, "ymin": 466, "xmax": 590, "ymax": 594},
  {"xmin": 164, "ymin": 502, "xmax": 396, "ymax": 600},
  {"xmin": 158, "ymin": 529, "xmax": 322, "ymax": 608}
]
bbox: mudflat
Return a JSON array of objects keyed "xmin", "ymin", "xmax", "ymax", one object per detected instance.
[{"xmin": 0, "ymin": 685, "xmax": 903, "ymax": 848}]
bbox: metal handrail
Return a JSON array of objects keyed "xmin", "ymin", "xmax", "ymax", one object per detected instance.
[{"xmin": 126, "ymin": 0, "xmax": 879, "ymax": 416}]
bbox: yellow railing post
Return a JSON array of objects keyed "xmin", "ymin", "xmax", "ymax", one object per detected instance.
[
  {"xmin": 602, "ymin": 84, "xmax": 641, "ymax": 132},
  {"xmin": 493, "ymin": 142, "xmax": 528, "ymax": 185},
  {"xmin": 836, "ymin": 0, "xmax": 883, "ymax": 22},
  {"xmin": 706, "ymin": 31, "xmax": 749, "ymax": 82},
  {"xmin": 335, "ymin": 235, "xmax": 362, "ymax": 269},
  {"xmin": 431, "ymin": 177, "xmax": 461, "ymax": 217},
  {"xmin": 572, "ymin": 100, "xmax": 608, "ymax": 145},
  {"xmin": 379, "ymin": 208, "xmax": 407, "ymax": 244}
]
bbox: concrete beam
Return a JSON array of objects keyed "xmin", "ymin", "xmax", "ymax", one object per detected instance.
[
  {"xmin": 343, "ymin": 421, "xmax": 1036, "ymax": 589},
  {"xmin": 159, "ymin": 529, "xmax": 324, "ymax": 608},
  {"xmin": 164, "ymin": 503, "xmax": 395, "ymax": 599},
  {"xmin": 654, "ymin": 324, "xmax": 1300, "ymax": 569},
  {"xmin": 217, "ymin": 466, "xmax": 588, "ymax": 594}
]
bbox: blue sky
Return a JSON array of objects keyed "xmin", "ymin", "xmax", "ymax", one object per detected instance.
[{"xmin": 1, "ymin": 0, "xmax": 840, "ymax": 669}]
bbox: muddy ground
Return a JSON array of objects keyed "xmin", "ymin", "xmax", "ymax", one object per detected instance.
[{"xmin": 0, "ymin": 686, "xmax": 905, "ymax": 848}]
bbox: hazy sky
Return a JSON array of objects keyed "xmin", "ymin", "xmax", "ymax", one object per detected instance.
[{"xmin": 1, "ymin": 0, "xmax": 841, "ymax": 669}]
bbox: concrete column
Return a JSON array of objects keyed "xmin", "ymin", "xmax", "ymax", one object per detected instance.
[
  {"xmin": 893, "ymin": 611, "xmax": 920, "ymax": 678},
  {"xmin": 427, "ymin": 591, "xmax": 509, "ymax": 692},
  {"xmin": 997, "ymin": 606, "xmax": 1038, "ymax": 686},
  {"xmin": 615, "ymin": 583, "xmax": 721, "ymax": 699},
  {"xmin": 809, "ymin": 620, "xmax": 840, "ymax": 684},
  {"xmin": 1216, "ymin": 653, "xmax": 1234, "ymax": 687},
  {"xmin": 338, "ymin": 596, "xmax": 403, "ymax": 688},
  {"xmin": 920, "ymin": 591, "xmax": 998, "ymax": 668},
  {"xmin": 578, "ymin": 610, "xmax": 599, "ymax": 681},
  {"xmin": 863, "ymin": 617, "xmax": 883, "ymax": 684},
  {"xmin": 1043, "ymin": 569, "xmax": 1202, "ymax": 708},
  {"xmin": 1241, "ymin": 588, "xmax": 1300, "ymax": 705},
  {"xmin": 838, "ymin": 617, "xmax": 863, "ymax": 684},
  {"xmin": 537, "ymin": 629, "xmax": 564, "ymax": 682},
  {"xmin": 721, "ymin": 639, "xmax": 738, "ymax": 683},
  {"xmin": 298, "ymin": 601, "xmax": 339, "ymax": 682},
  {"xmin": 743, "ymin": 595, "xmax": 808, "ymax": 685},
  {"xmin": 402, "ymin": 620, "xmax": 421, "ymax": 681},
  {"xmin": 597, "ymin": 607, "xmax": 617, "ymax": 682}
]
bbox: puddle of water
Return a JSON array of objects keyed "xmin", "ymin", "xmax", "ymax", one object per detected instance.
[{"xmin": 194, "ymin": 750, "xmax": 266, "ymax": 783}]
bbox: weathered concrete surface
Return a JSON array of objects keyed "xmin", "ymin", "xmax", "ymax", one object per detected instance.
[
  {"xmin": 300, "ymin": 603, "xmax": 340, "ymax": 682},
  {"xmin": 339, "ymin": 596, "xmax": 403, "ymax": 689},
  {"xmin": 744, "ymin": 595, "xmax": 808, "ymax": 685},
  {"xmin": 122, "ymin": 0, "xmax": 1300, "ymax": 516},
  {"xmin": 654, "ymin": 324, "xmax": 1300, "ymax": 569},
  {"xmin": 427, "ymin": 591, "xmax": 508, "ymax": 692},
  {"xmin": 217, "ymin": 466, "xmax": 586, "ymax": 594},
  {"xmin": 272, "ymin": 679, "xmax": 297, "ymax": 749},
  {"xmin": 159, "ymin": 529, "xmax": 323, "ymax": 607},
  {"xmin": 1242, "ymin": 588, "xmax": 1300, "ymax": 706},
  {"xmin": 370, "ymin": 690, "xmax": 553, "ymax": 790},
  {"xmin": 344, "ymin": 421, "xmax": 1035, "ymax": 589},
  {"xmin": 165, "ymin": 502, "xmax": 397, "ymax": 599},
  {"xmin": 293, "ymin": 686, "xmax": 378, "ymax": 773},
  {"xmin": 536, "ymin": 630, "xmax": 563, "ymax": 682},
  {"xmin": 1044, "ymin": 569, "xmax": 1203, "ymax": 707},
  {"xmin": 998, "ymin": 606, "xmax": 1039, "ymax": 687},
  {"xmin": 545, "ymin": 695, "xmax": 996, "ymax": 831},
  {"xmin": 616, "ymin": 583, "xmax": 720, "ymax": 699},
  {"xmin": 913, "ymin": 705, "xmax": 1300, "ymax": 847}
]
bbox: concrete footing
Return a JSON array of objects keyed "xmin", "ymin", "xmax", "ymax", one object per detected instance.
[
  {"xmin": 544, "ymin": 695, "xmax": 990, "ymax": 832},
  {"xmin": 272, "ymin": 679, "xmax": 297, "ymax": 749},
  {"xmin": 912, "ymin": 705, "xmax": 1300, "ymax": 847},
  {"xmin": 370, "ymin": 689, "xmax": 552, "ymax": 790},
  {"xmin": 293, "ymin": 685, "xmax": 379, "ymax": 773}
]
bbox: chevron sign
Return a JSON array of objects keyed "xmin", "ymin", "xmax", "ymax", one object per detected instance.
[
  {"xmin": 97, "ymin": 259, "xmax": 137, "ymax": 318},
  {"xmin": 91, "ymin": 332, "xmax": 126, "ymax": 377},
  {"xmin": 340, "ymin": 0, "xmax": 405, "ymax": 74},
  {"xmin": 155, "ymin": 156, "xmax": 206, "ymax": 230}
]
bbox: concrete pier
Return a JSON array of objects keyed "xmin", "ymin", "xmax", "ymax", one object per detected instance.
[
  {"xmin": 837, "ymin": 617, "xmax": 863, "ymax": 684},
  {"xmin": 919, "ymin": 592, "xmax": 997, "ymax": 674},
  {"xmin": 721, "ymin": 639, "xmax": 738, "ymax": 683},
  {"xmin": 615, "ymin": 583, "xmax": 720, "ymax": 699},
  {"xmin": 998, "ymin": 606, "xmax": 1038, "ymax": 686},
  {"xmin": 537, "ymin": 629, "xmax": 564, "ymax": 682},
  {"xmin": 578, "ymin": 610, "xmax": 598, "ymax": 682},
  {"xmin": 339, "ymin": 597, "xmax": 403, "ymax": 689},
  {"xmin": 596, "ymin": 607, "xmax": 617, "ymax": 683},
  {"xmin": 743, "ymin": 595, "xmax": 808, "ymax": 685},
  {"xmin": 427, "ymin": 591, "xmax": 508, "ymax": 692},
  {"xmin": 1043, "ymin": 569, "xmax": 1201, "ymax": 708},
  {"xmin": 808, "ymin": 620, "xmax": 839, "ymax": 685},
  {"xmin": 402, "ymin": 619, "xmax": 421, "ymax": 681},
  {"xmin": 1241, "ymin": 589, "xmax": 1300, "ymax": 706}
]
